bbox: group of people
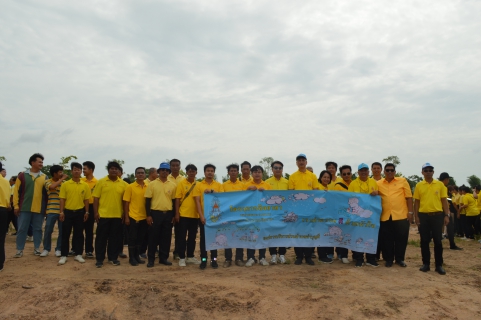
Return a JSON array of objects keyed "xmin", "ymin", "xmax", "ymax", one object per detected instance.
[{"xmin": 1, "ymin": 153, "xmax": 479, "ymax": 275}]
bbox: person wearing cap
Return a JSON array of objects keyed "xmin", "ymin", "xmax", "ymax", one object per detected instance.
[
  {"xmin": 0, "ymin": 162, "xmax": 10, "ymax": 271},
  {"xmin": 439, "ymin": 173, "xmax": 462, "ymax": 250},
  {"xmin": 348, "ymin": 163, "xmax": 380, "ymax": 267},
  {"xmin": 458, "ymin": 186, "xmax": 478, "ymax": 240},
  {"xmin": 93, "ymin": 161, "xmax": 128, "ymax": 268},
  {"xmin": 144, "ymin": 162, "xmax": 177, "ymax": 267},
  {"xmin": 413, "ymin": 163, "xmax": 450, "ymax": 275},
  {"xmin": 193, "ymin": 164, "xmax": 224, "ymax": 269},
  {"xmin": 168, "ymin": 159, "xmax": 185, "ymax": 261},
  {"xmin": 288, "ymin": 153, "xmax": 319, "ymax": 266},
  {"xmin": 377, "ymin": 163, "xmax": 413, "ymax": 267}
]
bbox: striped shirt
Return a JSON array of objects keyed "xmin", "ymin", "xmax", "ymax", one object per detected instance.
[{"xmin": 45, "ymin": 179, "xmax": 61, "ymax": 214}]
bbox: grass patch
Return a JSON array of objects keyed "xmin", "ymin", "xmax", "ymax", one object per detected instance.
[{"xmin": 408, "ymin": 239, "xmax": 420, "ymax": 247}]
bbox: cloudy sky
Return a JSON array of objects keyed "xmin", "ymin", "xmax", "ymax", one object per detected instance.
[{"xmin": 1, "ymin": 0, "xmax": 480, "ymax": 183}]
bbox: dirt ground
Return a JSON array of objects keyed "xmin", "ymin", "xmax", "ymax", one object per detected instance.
[{"xmin": 1, "ymin": 225, "xmax": 480, "ymax": 320}]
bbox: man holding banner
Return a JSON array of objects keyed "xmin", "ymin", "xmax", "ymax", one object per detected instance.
[{"xmin": 288, "ymin": 153, "xmax": 319, "ymax": 266}]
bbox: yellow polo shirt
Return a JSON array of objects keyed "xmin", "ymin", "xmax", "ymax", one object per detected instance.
[
  {"xmin": 333, "ymin": 180, "xmax": 351, "ymax": 192},
  {"xmin": 265, "ymin": 176, "xmax": 288, "ymax": 190},
  {"xmin": 80, "ymin": 176, "xmax": 97, "ymax": 204},
  {"xmin": 413, "ymin": 179, "xmax": 447, "ymax": 213},
  {"xmin": 377, "ymin": 177, "xmax": 412, "ymax": 221},
  {"xmin": 459, "ymin": 195, "xmax": 465, "ymax": 214},
  {"xmin": 242, "ymin": 180, "xmax": 272, "ymax": 191},
  {"xmin": 175, "ymin": 179, "xmax": 198, "ymax": 218},
  {"xmin": 93, "ymin": 176, "xmax": 127, "ymax": 218},
  {"xmin": 59, "ymin": 179, "xmax": 91, "ymax": 211},
  {"xmin": 328, "ymin": 176, "xmax": 343, "ymax": 190},
  {"xmin": 463, "ymin": 193, "xmax": 478, "ymax": 216},
  {"xmin": 144, "ymin": 178, "xmax": 176, "ymax": 211},
  {"xmin": 0, "ymin": 176, "xmax": 10, "ymax": 208},
  {"xmin": 241, "ymin": 176, "xmax": 253, "ymax": 184},
  {"xmin": 193, "ymin": 180, "xmax": 224, "ymax": 214},
  {"xmin": 348, "ymin": 177, "xmax": 379, "ymax": 194},
  {"xmin": 288, "ymin": 170, "xmax": 320, "ymax": 190},
  {"xmin": 451, "ymin": 192, "xmax": 460, "ymax": 205},
  {"xmin": 477, "ymin": 191, "xmax": 481, "ymax": 210},
  {"xmin": 168, "ymin": 174, "xmax": 185, "ymax": 185},
  {"xmin": 123, "ymin": 181, "xmax": 148, "ymax": 221},
  {"xmin": 223, "ymin": 179, "xmax": 244, "ymax": 192}
]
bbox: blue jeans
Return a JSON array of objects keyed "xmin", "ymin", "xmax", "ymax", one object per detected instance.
[
  {"xmin": 43, "ymin": 214, "xmax": 62, "ymax": 252},
  {"xmin": 16, "ymin": 211, "xmax": 44, "ymax": 251}
]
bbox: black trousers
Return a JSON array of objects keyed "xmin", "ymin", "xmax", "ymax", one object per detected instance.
[
  {"xmin": 247, "ymin": 249, "xmax": 266, "ymax": 260},
  {"xmin": 446, "ymin": 213, "xmax": 457, "ymax": 248},
  {"xmin": 380, "ymin": 217, "xmax": 409, "ymax": 263},
  {"xmin": 199, "ymin": 221, "xmax": 217, "ymax": 260},
  {"xmin": 61, "ymin": 209, "xmax": 85, "ymax": 257},
  {"xmin": 419, "ymin": 213, "xmax": 444, "ymax": 266},
  {"xmin": 455, "ymin": 214, "xmax": 463, "ymax": 236},
  {"xmin": 225, "ymin": 248, "xmax": 244, "ymax": 261},
  {"xmin": 118, "ymin": 224, "xmax": 129, "ymax": 254},
  {"xmin": 465, "ymin": 215, "xmax": 477, "ymax": 239},
  {"xmin": 173, "ymin": 221, "xmax": 180, "ymax": 255},
  {"xmin": 352, "ymin": 251, "xmax": 376, "ymax": 262},
  {"xmin": 0, "ymin": 208, "xmax": 7, "ymax": 269},
  {"xmin": 84, "ymin": 204, "xmax": 95, "ymax": 253},
  {"xmin": 177, "ymin": 217, "xmax": 199, "ymax": 259},
  {"xmin": 6, "ymin": 208, "xmax": 17, "ymax": 233},
  {"xmin": 269, "ymin": 247, "xmax": 286, "ymax": 255},
  {"xmin": 294, "ymin": 247, "xmax": 312, "ymax": 260},
  {"xmin": 127, "ymin": 217, "xmax": 148, "ymax": 247},
  {"xmin": 459, "ymin": 214, "xmax": 468, "ymax": 238},
  {"xmin": 148, "ymin": 210, "xmax": 173, "ymax": 262},
  {"xmin": 95, "ymin": 218, "xmax": 122, "ymax": 262}
]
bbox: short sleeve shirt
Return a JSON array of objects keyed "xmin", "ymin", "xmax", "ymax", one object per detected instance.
[
  {"xmin": 288, "ymin": 170, "xmax": 320, "ymax": 190},
  {"xmin": 175, "ymin": 179, "xmax": 198, "ymax": 218},
  {"xmin": 59, "ymin": 179, "xmax": 91, "ymax": 211},
  {"xmin": 265, "ymin": 176, "xmax": 289, "ymax": 191},
  {"xmin": 92, "ymin": 176, "xmax": 127, "ymax": 218},
  {"xmin": 377, "ymin": 177, "xmax": 412, "ymax": 221},
  {"xmin": 192, "ymin": 180, "xmax": 224, "ymax": 214},
  {"xmin": 123, "ymin": 181, "xmax": 148, "ymax": 221},
  {"xmin": 144, "ymin": 179, "xmax": 177, "ymax": 211},
  {"xmin": 413, "ymin": 179, "xmax": 447, "ymax": 213}
]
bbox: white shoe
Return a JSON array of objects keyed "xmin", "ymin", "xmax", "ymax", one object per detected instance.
[
  {"xmin": 342, "ymin": 257, "xmax": 350, "ymax": 264},
  {"xmin": 461, "ymin": 237, "xmax": 467, "ymax": 240},
  {"xmin": 74, "ymin": 255, "xmax": 85, "ymax": 263},
  {"xmin": 279, "ymin": 255, "xmax": 286, "ymax": 264},
  {"xmin": 14, "ymin": 250, "xmax": 23, "ymax": 258},
  {"xmin": 55, "ymin": 250, "xmax": 61, "ymax": 257},
  {"xmin": 185, "ymin": 257, "xmax": 201, "ymax": 265},
  {"xmin": 26, "ymin": 236, "xmax": 33, "ymax": 242},
  {"xmin": 58, "ymin": 256, "xmax": 67, "ymax": 265},
  {"xmin": 39, "ymin": 250, "xmax": 49, "ymax": 257},
  {"xmin": 259, "ymin": 258, "xmax": 269, "ymax": 266},
  {"xmin": 270, "ymin": 255, "xmax": 278, "ymax": 265},
  {"xmin": 245, "ymin": 258, "xmax": 255, "ymax": 267},
  {"xmin": 179, "ymin": 259, "xmax": 186, "ymax": 267}
]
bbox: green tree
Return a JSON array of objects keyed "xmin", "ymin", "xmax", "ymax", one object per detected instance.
[
  {"xmin": 448, "ymin": 177, "xmax": 457, "ymax": 186},
  {"xmin": 259, "ymin": 157, "xmax": 274, "ymax": 180},
  {"xmin": 467, "ymin": 175, "xmax": 481, "ymax": 188},
  {"xmin": 105, "ymin": 159, "xmax": 125, "ymax": 171},
  {"xmin": 0, "ymin": 156, "xmax": 6, "ymax": 162},
  {"xmin": 284, "ymin": 173, "xmax": 290, "ymax": 180},
  {"xmin": 40, "ymin": 155, "xmax": 78, "ymax": 178},
  {"xmin": 406, "ymin": 174, "xmax": 423, "ymax": 190},
  {"xmin": 382, "ymin": 155, "xmax": 401, "ymax": 166}
]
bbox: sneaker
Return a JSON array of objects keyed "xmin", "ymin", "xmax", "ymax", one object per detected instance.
[
  {"xmin": 211, "ymin": 260, "xmax": 218, "ymax": 269},
  {"xmin": 58, "ymin": 256, "xmax": 67, "ymax": 265},
  {"xmin": 461, "ymin": 237, "xmax": 467, "ymax": 240},
  {"xmin": 200, "ymin": 258, "xmax": 207, "ymax": 270},
  {"xmin": 366, "ymin": 260, "xmax": 379, "ymax": 267},
  {"xmin": 259, "ymin": 258, "xmax": 269, "ymax": 266},
  {"xmin": 245, "ymin": 258, "xmax": 255, "ymax": 267},
  {"xmin": 223, "ymin": 260, "xmax": 232, "ymax": 268},
  {"xmin": 279, "ymin": 255, "xmax": 286, "ymax": 264},
  {"xmin": 95, "ymin": 261, "xmax": 103, "ymax": 268},
  {"xmin": 294, "ymin": 258, "xmax": 303, "ymax": 265},
  {"xmin": 55, "ymin": 250, "xmax": 62, "ymax": 257},
  {"xmin": 33, "ymin": 249, "xmax": 41, "ymax": 256},
  {"xmin": 118, "ymin": 252, "xmax": 128, "ymax": 258},
  {"xmin": 450, "ymin": 246, "xmax": 463, "ymax": 250},
  {"xmin": 318, "ymin": 257, "xmax": 333, "ymax": 264},
  {"xmin": 341, "ymin": 257, "xmax": 350, "ymax": 264},
  {"xmin": 270, "ymin": 255, "xmax": 278, "ymax": 265},
  {"xmin": 39, "ymin": 250, "xmax": 49, "ymax": 257},
  {"xmin": 26, "ymin": 236, "xmax": 33, "ymax": 242},
  {"xmin": 85, "ymin": 252, "xmax": 94, "ymax": 258},
  {"xmin": 74, "ymin": 255, "xmax": 85, "ymax": 263},
  {"xmin": 173, "ymin": 253, "xmax": 180, "ymax": 260},
  {"xmin": 140, "ymin": 253, "xmax": 147, "ymax": 259},
  {"xmin": 185, "ymin": 257, "xmax": 201, "ymax": 265},
  {"xmin": 109, "ymin": 260, "xmax": 120, "ymax": 266},
  {"xmin": 327, "ymin": 254, "xmax": 334, "ymax": 259},
  {"xmin": 235, "ymin": 260, "xmax": 245, "ymax": 267},
  {"xmin": 355, "ymin": 260, "xmax": 363, "ymax": 268},
  {"xmin": 14, "ymin": 250, "xmax": 23, "ymax": 258},
  {"xmin": 68, "ymin": 250, "xmax": 75, "ymax": 257},
  {"xmin": 179, "ymin": 259, "xmax": 186, "ymax": 267}
]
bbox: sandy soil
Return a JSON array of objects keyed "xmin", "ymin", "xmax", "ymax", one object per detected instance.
[{"xmin": 1, "ymin": 225, "xmax": 480, "ymax": 320}]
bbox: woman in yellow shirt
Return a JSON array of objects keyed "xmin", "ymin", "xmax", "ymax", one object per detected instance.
[{"xmin": 458, "ymin": 186, "xmax": 478, "ymax": 240}]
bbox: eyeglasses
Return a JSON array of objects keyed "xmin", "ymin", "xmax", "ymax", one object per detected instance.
[
  {"xmin": 385, "ymin": 169, "xmax": 395, "ymax": 172},
  {"xmin": 272, "ymin": 166, "xmax": 283, "ymax": 170},
  {"xmin": 158, "ymin": 168, "xmax": 169, "ymax": 172},
  {"xmin": 342, "ymin": 172, "xmax": 351, "ymax": 176},
  {"xmin": 423, "ymin": 169, "xmax": 433, "ymax": 172}
]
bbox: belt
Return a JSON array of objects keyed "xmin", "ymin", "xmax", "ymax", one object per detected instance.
[
  {"xmin": 151, "ymin": 210, "xmax": 172, "ymax": 214},
  {"xmin": 64, "ymin": 209, "xmax": 85, "ymax": 214},
  {"xmin": 419, "ymin": 212, "xmax": 443, "ymax": 216}
]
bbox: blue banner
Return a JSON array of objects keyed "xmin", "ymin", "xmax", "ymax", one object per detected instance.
[{"xmin": 204, "ymin": 190, "xmax": 381, "ymax": 254}]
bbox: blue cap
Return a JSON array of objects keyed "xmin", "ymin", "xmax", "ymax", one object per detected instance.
[
  {"xmin": 422, "ymin": 162, "xmax": 434, "ymax": 169},
  {"xmin": 296, "ymin": 153, "xmax": 307, "ymax": 160},
  {"xmin": 158, "ymin": 162, "xmax": 171, "ymax": 171},
  {"xmin": 358, "ymin": 163, "xmax": 369, "ymax": 170}
]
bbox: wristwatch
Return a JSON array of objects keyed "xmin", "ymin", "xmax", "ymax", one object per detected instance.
[
  {"xmin": 408, "ymin": 212, "xmax": 413, "ymax": 215},
  {"xmin": 85, "ymin": 212, "xmax": 90, "ymax": 215},
  {"xmin": 445, "ymin": 213, "xmax": 450, "ymax": 217}
]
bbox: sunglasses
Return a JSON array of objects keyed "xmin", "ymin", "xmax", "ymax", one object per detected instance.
[
  {"xmin": 423, "ymin": 169, "xmax": 433, "ymax": 172},
  {"xmin": 342, "ymin": 172, "xmax": 351, "ymax": 176},
  {"xmin": 272, "ymin": 166, "xmax": 283, "ymax": 170},
  {"xmin": 385, "ymin": 169, "xmax": 395, "ymax": 172}
]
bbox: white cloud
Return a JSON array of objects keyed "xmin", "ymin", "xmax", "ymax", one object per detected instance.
[{"xmin": 314, "ymin": 197, "xmax": 326, "ymax": 204}]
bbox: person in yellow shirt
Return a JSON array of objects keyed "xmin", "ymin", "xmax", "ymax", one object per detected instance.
[
  {"xmin": 348, "ymin": 163, "xmax": 379, "ymax": 268},
  {"xmin": 174, "ymin": 164, "xmax": 202, "ymax": 267},
  {"xmin": 458, "ymin": 186, "xmax": 478, "ymax": 240},
  {"xmin": 326, "ymin": 161, "xmax": 342, "ymax": 190},
  {"xmin": 58, "ymin": 162, "xmax": 91, "ymax": 265},
  {"xmin": 377, "ymin": 163, "xmax": 414, "ymax": 267},
  {"xmin": 240, "ymin": 161, "xmax": 253, "ymax": 184},
  {"xmin": 193, "ymin": 164, "xmax": 224, "ymax": 270},
  {"xmin": 266, "ymin": 161, "xmax": 289, "ymax": 265},
  {"xmin": 145, "ymin": 167, "xmax": 158, "ymax": 183},
  {"xmin": 371, "ymin": 162, "xmax": 383, "ymax": 181},
  {"xmin": 243, "ymin": 166, "xmax": 272, "ymax": 267},
  {"xmin": 93, "ymin": 161, "xmax": 128, "ymax": 268},
  {"xmin": 333, "ymin": 165, "xmax": 353, "ymax": 191},
  {"xmin": 449, "ymin": 186, "xmax": 462, "ymax": 237},
  {"xmin": 288, "ymin": 153, "xmax": 319, "ymax": 265},
  {"xmin": 123, "ymin": 167, "xmax": 148, "ymax": 266},
  {"xmin": 0, "ymin": 162, "xmax": 11, "ymax": 271},
  {"xmin": 439, "ymin": 174, "xmax": 462, "ymax": 251},
  {"xmin": 144, "ymin": 162, "xmax": 177, "ymax": 268},
  {"xmin": 222, "ymin": 163, "xmax": 245, "ymax": 267},
  {"xmin": 81, "ymin": 161, "xmax": 97, "ymax": 259},
  {"xmin": 413, "ymin": 163, "xmax": 450, "ymax": 275},
  {"xmin": 168, "ymin": 159, "xmax": 185, "ymax": 261}
]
